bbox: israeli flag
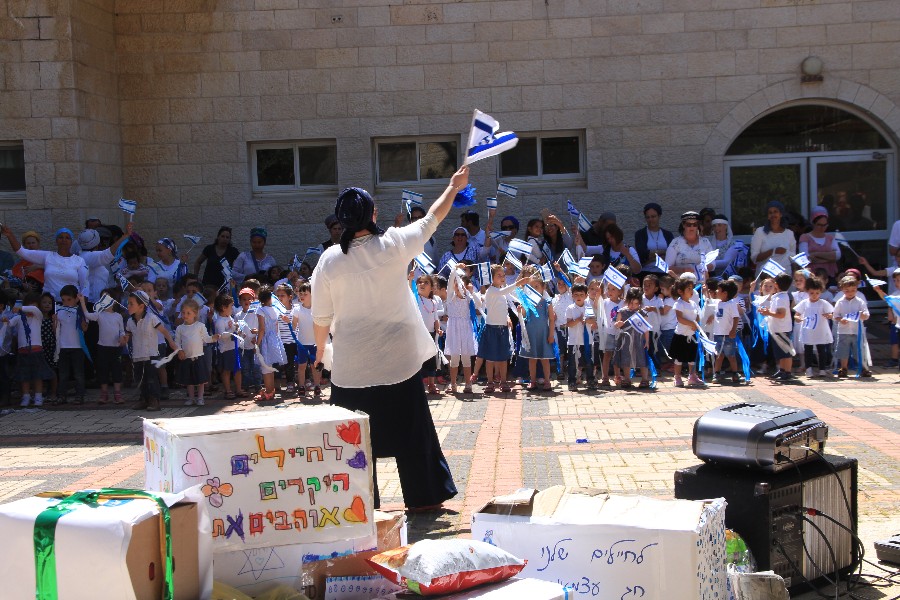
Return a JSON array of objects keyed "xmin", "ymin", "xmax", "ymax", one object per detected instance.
[
  {"xmin": 440, "ymin": 257, "xmax": 459, "ymax": 275},
  {"xmin": 490, "ymin": 230, "xmax": 512, "ymax": 241},
  {"xmin": 627, "ymin": 312, "xmax": 652, "ymax": 335},
  {"xmin": 654, "ymin": 254, "xmax": 669, "ymax": 273},
  {"xmin": 761, "ymin": 258, "xmax": 786, "ymax": 277},
  {"xmin": 507, "ymin": 237, "xmax": 534, "ymax": 256},
  {"xmin": 192, "ymin": 291, "xmax": 207, "ymax": 306},
  {"xmin": 539, "ymin": 263, "xmax": 553, "ymax": 282},
  {"xmin": 866, "ymin": 276, "xmax": 887, "ymax": 288},
  {"xmin": 414, "ymin": 253, "xmax": 436, "ymax": 274},
  {"xmin": 476, "ymin": 261, "xmax": 491, "ymax": 284},
  {"xmin": 486, "ymin": 197, "xmax": 498, "ymax": 210},
  {"xmin": 183, "ymin": 234, "xmax": 201, "ymax": 246},
  {"xmin": 558, "ymin": 248, "xmax": 576, "ymax": 270},
  {"xmin": 571, "ymin": 264, "xmax": 589, "ymax": 278},
  {"xmin": 220, "ymin": 257, "xmax": 233, "ymax": 280},
  {"xmin": 703, "ymin": 249, "xmax": 719, "ymax": 267},
  {"xmin": 505, "ymin": 252, "xmax": 523, "ymax": 271},
  {"xmin": 566, "ymin": 200, "xmax": 580, "ymax": 219},
  {"xmin": 271, "ymin": 297, "xmax": 288, "ymax": 315},
  {"xmin": 497, "ymin": 183, "xmax": 518, "ymax": 198},
  {"xmin": 603, "ymin": 266, "xmax": 627, "ymax": 289},
  {"xmin": 843, "ymin": 311, "xmax": 860, "ymax": 323},
  {"xmin": 584, "ymin": 304, "xmax": 595, "ymax": 319},
  {"xmin": 402, "ymin": 189, "xmax": 423, "ymax": 207},
  {"xmin": 116, "ymin": 272, "xmax": 130, "ymax": 292},
  {"xmin": 698, "ymin": 331, "xmax": 718, "ymax": 355},
  {"xmin": 145, "ymin": 257, "xmax": 161, "ymax": 275},
  {"xmin": 94, "ymin": 293, "xmax": 116, "ymax": 312},
  {"xmin": 578, "ymin": 212, "xmax": 593, "ymax": 233},
  {"xmin": 523, "ymin": 284, "xmax": 542, "ymax": 307},
  {"xmin": 464, "ymin": 109, "xmax": 519, "ymax": 165},
  {"xmin": 577, "ymin": 256, "xmax": 593, "ymax": 269},
  {"xmin": 290, "ymin": 254, "xmax": 303, "ymax": 272},
  {"xmin": 248, "ymin": 300, "xmax": 261, "ymax": 313},
  {"xmin": 790, "ymin": 252, "xmax": 811, "ymax": 268},
  {"xmin": 118, "ymin": 198, "xmax": 137, "ymax": 214}
]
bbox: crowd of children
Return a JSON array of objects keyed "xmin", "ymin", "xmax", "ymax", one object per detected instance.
[{"xmin": 1, "ymin": 209, "xmax": 898, "ymax": 409}]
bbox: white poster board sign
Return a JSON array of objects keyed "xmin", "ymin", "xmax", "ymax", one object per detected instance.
[{"xmin": 144, "ymin": 406, "xmax": 375, "ymax": 551}]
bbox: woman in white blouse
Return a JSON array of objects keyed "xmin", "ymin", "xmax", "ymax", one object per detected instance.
[
  {"xmin": 311, "ymin": 167, "xmax": 468, "ymax": 511},
  {"xmin": 2, "ymin": 226, "xmax": 88, "ymax": 301},
  {"xmin": 665, "ymin": 211, "xmax": 714, "ymax": 277},
  {"xmin": 750, "ymin": 200, "xmax": 796, "ymax": 276}
]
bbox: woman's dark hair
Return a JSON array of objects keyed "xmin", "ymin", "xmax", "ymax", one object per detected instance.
[
  {"xmin": 604, "ymin": 223, "xmax": 624, "ymax": 245},
  {"xmin": 543, "ymin": 221, "xmax": 567, "ymax": 256}
]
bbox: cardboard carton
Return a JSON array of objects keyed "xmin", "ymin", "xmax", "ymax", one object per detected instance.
[
  {"xmin": 372, "ymin": 577, "xmax": 569, "ymax": 599},
  {"xmin": 144, "ymin": 406, "xmax": 376, "ymax": 552},
  {"xmin": 470, "ymin": 486, "xmax": 727, "ymax": 600},
  {"xmin": 0, "ymin": 488, "xmax": 212, "ymax": 600}
]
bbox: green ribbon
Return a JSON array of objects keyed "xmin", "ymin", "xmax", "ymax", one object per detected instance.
[{"xmin": 33, "ymin": 489, "xmax": 174, "ymax": 600}]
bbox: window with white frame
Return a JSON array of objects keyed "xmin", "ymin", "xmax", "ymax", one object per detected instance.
[
  {"xmin": 251, "ymin": 141, "xmax": 337, "ymax": 191},
  {"xmin": 374, "ymin": 136, "xmax": 459, "ymax": 185},
  {"xmin": 499, "ymin": 131, "xmax": 584, "ymax": 181},
  {"xmin": 0, "ymin": 143, "xmax": 25, "ymax": 200}
]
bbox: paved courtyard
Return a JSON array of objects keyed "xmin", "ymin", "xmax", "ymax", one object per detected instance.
[{"xmin": 2, "ymin": 359, "xmax": 899, "ymax": 598}]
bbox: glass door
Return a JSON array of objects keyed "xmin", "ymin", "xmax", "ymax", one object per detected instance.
[{"xmin": 724, "ymin": 158, "xmax": 807, "ymax": 237}]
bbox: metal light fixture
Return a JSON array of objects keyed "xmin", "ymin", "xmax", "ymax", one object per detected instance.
[{"xmin": 801, "ymin": 56, "xmax": 824, "ymax": 83}]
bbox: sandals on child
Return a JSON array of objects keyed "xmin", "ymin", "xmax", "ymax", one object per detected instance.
[{"xmin": 254, "ymin": 390, "xmax": 275, "ymax": 402}]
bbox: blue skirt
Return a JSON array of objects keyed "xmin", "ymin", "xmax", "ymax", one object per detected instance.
[{"xmin": 477, "ymin": 324, "xmax": 511, "ymax": 361}]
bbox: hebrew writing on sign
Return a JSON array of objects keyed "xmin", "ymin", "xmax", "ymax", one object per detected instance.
[{"xmin": 144, "ymin": 406, "xmax": 375, "ymax": 551}]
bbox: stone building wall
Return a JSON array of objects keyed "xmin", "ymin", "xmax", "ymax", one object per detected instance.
[{"xmin": 1, "ymin": 0, "xmax": 899, "ymax": 262}]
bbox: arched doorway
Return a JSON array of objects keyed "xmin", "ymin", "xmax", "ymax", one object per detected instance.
[{"xmin": 723, "ymin": 103, "xmax": 896, "ymax": 277}]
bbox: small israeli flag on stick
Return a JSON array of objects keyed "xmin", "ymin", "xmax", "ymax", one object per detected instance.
[
  {"xmin": 577, "ymin": 256, "xmax": 593, "ymax": 269},
  {"xmin": 220, "ymin": 257, "xmax": 233, "ymax": 281},
  {"xmin": 761, "ymin": 258, "xmax": 787, "ymax": 277},
  {"xmin": 697, "ymin": 331, "xmax": 718, "ymax": 355},
  {"xmin": 402, "ymin": 189, "xmax": 423, "ymax": 207},
  {"xmin": 602, "ymin": 266, "xmax": 628, "ymax": 289},
  {"xmin": 578, "ymin": 212, "xmax": 593, "ymax": 233},
  {"xmin": 302, "ymin": 246, "xmax": 322, "ymax": 262},
  {"xmin": 703, "ymin": 249, "xmax": 719, "ymax": 267},
  {"xmin": 866, "ymin": 275, "xmax": 887, "ymax": 288},
  {"xmin": 539, "ymin": 263, "xmax": 553, "ymax": 282},
  {"xmin": 486, "ymin": 197, "xmax": 498, "ymax": 210},
  {"xmin": 192, "ymin": 291, "xmax": 207, "ymax": 306},
  {"xmin": 476, "ymin": 261, "xmax": 491, "ymax": 284},
  {"xmin": 523, "ymin": 284, "xmax": 543, "ymax": 307},
  {"xmin": 439, "ymin": 257, "xmax": 459, "ymax": 276},
  {"xmin": 566, "ymin": 200, "xmax": 580, "ymax": 219},
  {"xmin": 571, "ymin": 264, "xmax": 589, "ymax": 278},
  {"xmin": 116, "ymin": 272, "xmax": 131, "ymax": 292},
  {"xmin": 414, "ymin": 253, "xmax": 436, "ymax": 274},
  {"xmin": 558, "ymin": 248, "xmax": 576, "ymax": 270},
  {"xmin": 507, "ymin": 237, "xmax": 534, "ymax": 256},
  {"xmin": 118, "ymin": 198, "xmax": 137, "ymax": 220},
  {"xmin": 584, "ymin": 304, "xmax": 595, "ymax": 320},
  {"xmin": 497, "ymin": 183, "xmax": 518, "ymax": 198},
  {"xmin": 654, "ymin": 254, "xmax": 669, "ymax": 273},
  {"xmin": 627, "ymin": 312, "xmax": 652, "ymax": 335},
  {"xmin": 464, "ymin": 109, "xmax": 519, "ymax": 165},
  {"xmin": 183, "ymin": 234, "xmax": 201, "ymax": 246},
  {"xmin": 505, "ymin": 252, "xmax": 523, "ymax": 271},
  {"xmin": 490, "ymin": 230, "xmax": 512, "ymax": 241},
  {"xmin": 791, "ymin": 252, "xmax": 811, "ymax": 268}
]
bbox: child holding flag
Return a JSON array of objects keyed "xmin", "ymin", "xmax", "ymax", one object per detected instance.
[
  {"xmin": 613, "ymin": 288, "xmax": 651, "ymax": 388},
  {"xmin": 444, "ymin": 263, "xmax": 481, "ymax": 394},
  {"xmin": 80, "ymin": 293, "xmax": 126, "ymax": 404},
  {"xmin": 519, "ymin": 275, "xmax": 556, "ymax": 391}
]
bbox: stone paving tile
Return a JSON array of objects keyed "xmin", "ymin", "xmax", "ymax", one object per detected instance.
[
  {"xmin": 0, "ymin": 479, "xmax": 47, "ymax": 501},
  {"xmin": 0, "ymin": 445, "xmax": 130, "ymax": 467},
  {"xmin": 550, "ymin": 417, "xmax": 697, "ymax": 443}
]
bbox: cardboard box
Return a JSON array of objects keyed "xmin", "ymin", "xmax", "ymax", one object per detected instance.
[
  {"xmin": 211, "ymin": 509, "xmax": 406, "ymax": 599},
  {"xmin": 0, "ymin": 488, "xmax": 212, "ymax": 600},
  {"xmin": 144, "ymin": 406, "xmax": 376, "ymax": 552},
  {"xmin": 372, "ymin": 577, "xmax": 569, "ymax": 599},
  {"xmin": 470, "ymin": 487, "xmax": 727, "ymax": 600}
]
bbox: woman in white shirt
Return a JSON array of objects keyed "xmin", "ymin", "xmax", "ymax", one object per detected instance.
[
  {"xmin": 3, "ymin": 226, "xmax": 88, "ymax": 302},
  {"xmin": 312, "ymin": 168, "xmax": 469, "ymax": 511},
  {"xmin": 750, "ymin": 200, "xmax": 796, "ymax": 277}
]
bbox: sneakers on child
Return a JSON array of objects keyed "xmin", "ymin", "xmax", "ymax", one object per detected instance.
[
  {"xmin": 19, "ymin": 395, "xmax": 31, "ymax": 407},
  {"xmin": 674, "ymin": 376, "xmax": 684, "ymax": 387},
  {"xmin": 33, "ymin": 396, "xmax": 43, "ymax": 407},
  {"xmin": 184, "ymin": 398, "xmax": 195, "ymax": 406},
  {"xmin": 196, "ymin": 397, "xmax": 205, "ymax": 406},
  {"xmin": 805, "ymin": 367, "xmax": 814, "ymax": 377},
  {"xmin": 819, "ymin": 369, "xmax": 829, "ymax": 377}
]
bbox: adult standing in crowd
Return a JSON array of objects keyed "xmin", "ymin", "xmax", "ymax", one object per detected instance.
[
  {"xmin": 311, "ymin": 167, "xmax": 468, "ymax": 510},
  {"xmin": 665, "ymin": 211, "xmax": 714, "ymax": 276},
  {"xmin": 750, "ymin": 200, "xmax": 796, "ymax": 277},
  {"xmin": 798, "ymin": 206, "xmax": 840, "ymax": 279},
  {"xmin": 634, "ymin": 202, "xmax": 674, "ymax": 275},
  {"xmin": 581, "ymin": 211, "xmax": 617, "ymax": 247},
  {"xmin": 314, "ymin": 215, "xmax": 344, "ymax": 260},
  {"xmin": 11, "ymin": 230, "xmax": 44, "ymax": 287},
  {"xmin": 194, "ymin": 226, "xmax": 241, "ymax": 289},
  {"xmin": 2, "ymin": 225, "xmax": 88, "ymax": 301},
  {"xmin": 232, "ymin": 227, "xmax": 277, "ymax": 284},
  {"xmin": 460, "ymin": 210, "xmax": 485, "ymax": 248},
  {"xmin": 706, "ymin": 214, "xmax": 747, "ymax": 278},
  {"xmin": 542, "ymin": 214, "xmax": 573, "ymax": 260},
  {"xmin": 147, "ymin": 238, "xmax": 185, "ymax": 285}
]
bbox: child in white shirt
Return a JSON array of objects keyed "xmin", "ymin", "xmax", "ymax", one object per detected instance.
[
  {"xmin": 476, "ymin": 265, "xmax": 524, "ymax": 394},
  {"xmin": 4, "ymin": 292, "xmax": 54, "ymax": 407},
  {"xmin": 80, "ymin": 293, "xmax": 126, "ymax": 404},
  {"xmin": 290, "ymin": 281, "xmax": 322, "ymax": 399},
  {"xmin": 712, "ymin": 279, "xmax": 742, "ymax": 384},
  {"xmin": 54, "ymin": 285, "xmax": 88, "ymax": 405},
  {"xmin": 565, "ymin": 283, "xmax": 597, "ymax": 390},
  {"xmin": 832, "ymin": 276, "xmax": 871, "ymax": 378},
  {"xmin": 213, "ymin": 293, "xmax": 245, "ymax": 402},
  {"xmin": 126, "ymin": 290, "xmax": 177, "ymax": 411},
  {"xmin": 176, "ymin": 298, "xmax": 218, "ymax": 406},
  {"xmin": 758, "ymin": 273, "xmax": 795, "ymax": 381},
  {"xmin": 234, "ymin": 287, "xmax": 261, "ymax": 391},
  {"xmin": 793, "ymin": 278, "xmax": 833, "ymax": 377},
  {"xmin": 671, "ymin": 279, "xmax": 704, "ymax": 387},
  {"xmin": 657, "ymin": 275, "xmax": 677, "ymax": 367},
  {"xmin": 597, "ymin": 282, "xmax": 624, "ymax": 386}
]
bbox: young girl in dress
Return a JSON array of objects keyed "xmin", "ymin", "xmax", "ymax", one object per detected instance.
[
  {"xmin": 671, "ymin": 278, "xmax": 705, "ymax": 387},
  {"xmin": 519, "ymin": 276, "xmax": 556, "ymax": 391},
  {"xmin": 212, "ymin": 293, "xmax": 247, "ymax": 400},
  {"xmin": 415, "ymin": 274, "xmax": 442, "ymax": 395},
  {"xmin": 254, "ymin": 285, "xmax": 287, "ymax": 401},
  {"xmin": 125, "ymin": 290, "xmax": 177, "ymax": 411},
  {"xmin": 444, "ymin": 263, "xmax": 481, "ymax": 394},
  {"xmin": 613, "ymin": 287, "xmax": 650, "ymax": 388},
  {"xmin": 175, "ymin": 299, "xmax": 217, "ymax": 406},
  {"xmin": 475, "ymin": 265, "xmax": 525, "ymax": 394}
]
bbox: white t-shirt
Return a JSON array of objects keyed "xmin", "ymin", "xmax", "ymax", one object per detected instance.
[
  {"xmin": 8, "ymin": 306, "xmax": 43, "ymax": 349},
  {"xmin": 565, "ymin": 302, "xmax": 589, "ymax": 346},
  {"xmin": 673, "ymin": 298, "xmax": 699, "ymax": 336},
  {"xmin": 483, "ymin": 284, "xmax": 517, "ymax": 326},
  {"xmin": 126, "ymin": 312, "xmax": 163, "ymax": 361},
  {"xmin": 55, "ymin": 306, "xmax": 82, "ymax": 350},
  {"xmin": 290, "ymin": 304, "xmax": 315, "ymax": 345},
  {"xmin": 832, "ymin": 295, "xmax": 869, "ymax": 336},
  {"xmin": 641, "ymin": 294, "xmax": 663, "ymax": 333},
  {"xmin": 767, "ymin": 291, "xmax": 793, "ymax": 334},
  {"xmin": 551, "ymin": 291, "xmax": 572, "ymax": 329},
  {"xmin": 233, "ymin": 307, "xmax": 258, "ymax": 349},
  {"xmin": 311, "ymin": 213, "xmax": 441, "ymax": 388},
  {"xmin": 213, "ymin": 315, "xmax": 237, "ymax": 353},
  {"xmin": 750, "ymin": 228, "xmax": 796, "ymax": 277},
  {"xmin": 600, "ymin": 297, "xmax": 624, "ymax": 338},
  {"xmin": 659, "ymin": 296, "xmax": 677, "ymax": 330},
  {"xmin": 85, "ymin": 309, "xmax": 125, "ymax": 347},
  {"xmin": 794, "ymin": 298, "xmax": 834, "ymax": 345},
  {"xmin": 713, "ymin": 299, "xmax": 740, "ymax": 336},
  {"xmin": 175, "ymin": 320, "xmax": 215, "ymax": 359}
]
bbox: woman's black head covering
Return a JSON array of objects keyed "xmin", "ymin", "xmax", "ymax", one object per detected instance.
[{"xmin": 334, "ymin": 187, "xmax": 383, "ymax": 254}]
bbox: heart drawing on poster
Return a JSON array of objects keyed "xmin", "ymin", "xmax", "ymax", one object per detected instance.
[
  {"xmin": 343, "ymin": 495, "xmax": 368, "ymax": 523},
  {"xmin": 182, "ymin": 447, "xmax": 210, "ymax": 478},
  {"xmin": 336, "ymin": 421, "xmax": 361, "ymax": 446}
]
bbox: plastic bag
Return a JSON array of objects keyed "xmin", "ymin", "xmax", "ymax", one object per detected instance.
[{"xmin": 367, "ymin": 539, "xmax": 525, "ymax": 596}]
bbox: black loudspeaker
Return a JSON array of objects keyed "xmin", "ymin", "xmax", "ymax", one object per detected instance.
[{"xmin": 674, "ymin": 454, "xmax": 858, "ymax": 592}]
